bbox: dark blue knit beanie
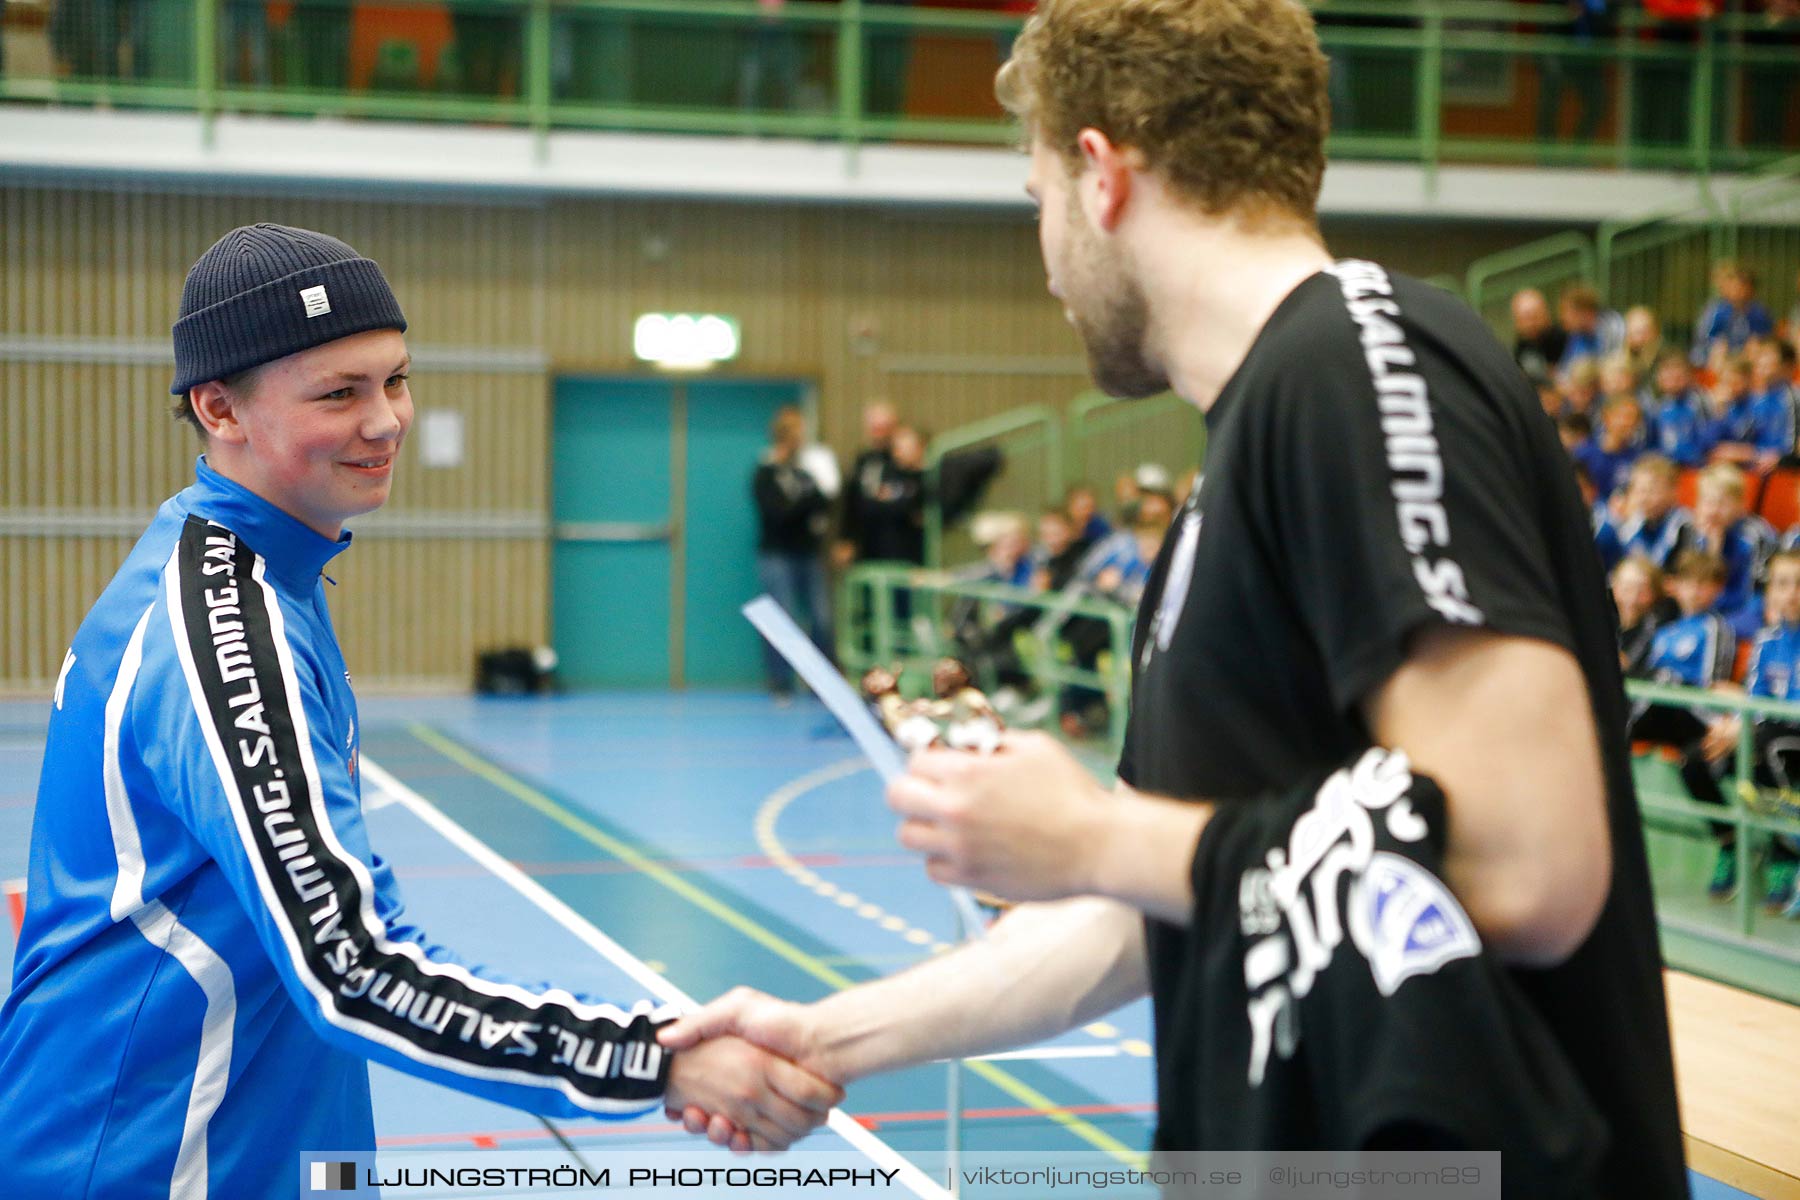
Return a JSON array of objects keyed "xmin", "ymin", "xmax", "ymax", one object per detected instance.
[{"xmin": 170, "ymin": 224, "xmax": 408, "ymax": 396}]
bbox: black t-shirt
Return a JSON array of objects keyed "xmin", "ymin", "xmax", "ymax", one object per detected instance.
[{"xmin": 1118, "ymin": 263, "xmax": 1686, "ymax": 1198}]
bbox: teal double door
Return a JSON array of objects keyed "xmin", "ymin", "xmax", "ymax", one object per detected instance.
[{"xmin": 551, "ymin": 376, "xmax": 809, "ymax": 688}]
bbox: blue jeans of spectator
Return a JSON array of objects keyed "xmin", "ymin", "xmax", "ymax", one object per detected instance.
[{"xmin": 756, "ymin": 551, "xmax": 832, "ymax": 695}]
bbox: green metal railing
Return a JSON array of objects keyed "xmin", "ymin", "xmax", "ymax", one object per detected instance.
[
  {"xmin": 1462, "ymin": 151, "xmax": 1800, "ymax": 345},
  {"xmin": 1625, "ymin": 680, "xmax": 1800, "ymax": 1003},
  {"xmin": 922, "ymin": 404, "xmax": 1061, "ymax": 571},
  {"xmin": 1465, "ymin": 231, "xmax": 1597, "ymax": 337},
  {"xmin": 1066, "ymin": 391, "xmax": 1206, "ymax": 505},
  {"xmin": 5, "ymin": 0, "xmax": 1797, "ymax": 171},
  {"xmin": 837, "ymin": 562, "xmax": 1136, "ymax": 757}
]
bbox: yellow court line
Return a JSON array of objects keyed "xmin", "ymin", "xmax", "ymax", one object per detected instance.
[{"xmin": 404, "ymin": 722, "xmax": 1146, "ymax": 1166}]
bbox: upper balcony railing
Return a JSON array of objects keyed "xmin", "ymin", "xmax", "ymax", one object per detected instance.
[{"xmin": 1, "ymin": 0, "xmax": 1796, "ymax": 173}]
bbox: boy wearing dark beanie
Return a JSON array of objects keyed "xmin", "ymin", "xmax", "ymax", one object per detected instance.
[{"xmin": 0, "ymin": 225, "xmax": 838, "ymax": 1197}]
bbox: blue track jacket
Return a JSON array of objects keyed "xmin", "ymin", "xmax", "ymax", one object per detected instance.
[{"xmin": 0, "ymin": 460, "xmax": 674, "ymax": 1199}]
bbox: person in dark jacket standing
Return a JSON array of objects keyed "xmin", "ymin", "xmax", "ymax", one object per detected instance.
[{"xmin": 754, "ymin": 406, "xmax": 837, "ymax": 700}]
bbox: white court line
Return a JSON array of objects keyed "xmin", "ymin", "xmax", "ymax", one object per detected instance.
[
  {"xmin": 968, "ymin": 1047, "xmax": 1123, "ymax": 1063},
  {"xmin": 359, "ymin": 755, "xmax": 953, "ymax": 1200}
]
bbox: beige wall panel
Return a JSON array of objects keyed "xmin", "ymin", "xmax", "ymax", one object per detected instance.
[
  {"xmin": 325, "ymin": 538, "xmax": 547, "ymax": 689},
  {"xmin": 2, "ymin": 179, "xmax": 1567, "ymax": 691}
]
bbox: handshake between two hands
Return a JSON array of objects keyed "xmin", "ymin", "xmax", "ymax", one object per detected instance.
[
  {"xmin": 657, "ymin": 988, "xmax": 831, "ymax": 1155},
  {"xmin": 649, "ymin": 733, "xmax": 1124, "ymax": 1155}
]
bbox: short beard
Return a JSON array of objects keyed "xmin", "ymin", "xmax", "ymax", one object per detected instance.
[{"xmin": 1064, "ymin": 206, "xmax": 1167, "ymax": 400}]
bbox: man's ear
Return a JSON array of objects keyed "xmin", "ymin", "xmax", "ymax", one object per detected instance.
[
  {"xmin": 1075, "ymin": 128, "xmax": 1140, "ymax": 233},
  {"xmin": 188, "ymin": 382, "xmax": 247, "ymax": 445}
]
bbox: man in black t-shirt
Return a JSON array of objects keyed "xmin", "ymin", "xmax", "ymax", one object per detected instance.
[{"xmin": 660, "ymin": 3, "xmax": 1688, "ymax": 1194}]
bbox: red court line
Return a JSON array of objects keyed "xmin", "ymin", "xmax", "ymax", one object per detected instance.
[{"xmin": 377, "ymin": 1103, "xmax": 1156, "ymax": 1148}]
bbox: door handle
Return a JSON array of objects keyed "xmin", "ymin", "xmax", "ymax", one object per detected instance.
[{"xmin": 554, "ymin": 522, "xmax": 675, "ymax": 543}]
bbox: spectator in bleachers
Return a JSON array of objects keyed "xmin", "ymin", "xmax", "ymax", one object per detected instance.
[
  {"xmin": 1559, "ymin": 282, "xmax": 1626, "ymax": 368},
  {"xmin": 1562, "ymin": 355, "xmax": 1602, "ymax": 418},
  {"xmin": 1597, "ymin": 453, "xmax": 1692, "ymax": 570},
  {"xmin": 1705, "ymin": 353, "xmax": 1760, "ymax": 465},
  {"xmin": 1111, "ymin": 470, "xmax": 1141, "ymax": 525},
  {"xmin": 1624, "ymin": 305, "xmax": 1666, "ymax": 380},
  {"xmin": 1647, "ymin": 351, "xmax": 1712, "ymax": 466},
  {"xmin": 1788, "ymin": 268, "xmax": 1800, "ymax": 349},
  {"xmin": 1746, "ymin": 1, "xmax": 1800, "ymax": 149},
  {"xmin": 1557, "ymin": 411, "xmax": 1594, "ymax": 455},
  {"xmin": 1056, "ymin": 489, "xmax": 1175, "ymax": 737},
  {"xmin": 1511, "ymin": 286, "xmax": 1568, "ymax": 384},
  {"xmin": 1600, "ymin": 352, "xmax": 1645, "ymax": 430},
  {"xmin": 1694, "ymin": 261, "xmax": 1776, "ymax": 365},
  {"xmin": 1694, "ymin": 549, "xmax": 1800, "ymax": 913},
  {"xmin": 1031, "ymin": 507, "xmax": 1087, "ymax": 593},
  {"xmin": 737, "ymin": 0, "xmax": 805, "ymax": 111},
  {"xmin": 752, "ymin": 405, "xmax": 836, "ymax": 702},
  {"xmin": 1535, "ymin": 0, "xmax": 1616, "ymax": 145},
  {"xmin": 1627, "ymin": 548, "xmax": 1741, "ymax": 898},
  {"xmin": 1637, "ymin": 0, "xmax": 1715, "ymax": 146},
  {"xmin": 220, "ymin": 0, "xmax": 270, "ymax": 86},
  {"xmin": 1613, "ymin": 554, "xmax": 1666, "ymax": 677},
  {"xmin": 50, "ymin": 0, "xmax": 121, "ymax": 80},
  {"xmin": 1750, "ymin": 337, "xmax": 1800, "ymax": 460},
  {"xmin": 1688, "ymin": 463, "xmax": 1778, "ymax": 638},
  {"xmin": 1577, "ymin": 396, "xmax": 1645, "ymax": 502},
  {"xmin": 1063, "ymin": 484, "xmax": 1109, "ymax": 549}
]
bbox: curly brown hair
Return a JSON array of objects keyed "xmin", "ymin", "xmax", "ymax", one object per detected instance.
[{"xmin": 996, "ymin": 0, "xmax": 1329, "ymax": 227}]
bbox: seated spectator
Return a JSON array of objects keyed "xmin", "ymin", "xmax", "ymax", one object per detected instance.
[
  {"xmin": 1626, "ymin": 549, "xmax": 1740, "ymax": 899},
  {"xmin": 1624, "ymin": 305, "xmax": 1665, "ymax": 380},
  {"xmin": 1646, "ymin": 351, "xmax": 1713, "ymax": 467},
  {"xmin": 948, "ymin": 512, "xmax": 1038, "ymax": 698},
  {"xmin": 1688, "ymin": 463, "xmax": 1778, "ymax": 638},
  {"xmin": 1612, "ymin": 554, "xmax": 1665, "ymax": 678},
  {"xmin": 1063, "ymin": 484, "xmax": 1109, "ymax": 549},
  {"xmin": 1511, "ymin": 286, "xmax": 1568, "ymax": 384},
  {"xmin": 1749, "ymin": 337, "xmax": 1800, "ymax": 466},
  {"xmin": 1599, "ymin": 352, "xmax": 1644, "ymax": 414},
  {"xmin": 1090, "ymin": 489, "xmax": 1172, "ymax": 610},
  {"xmin": 1557, "ymin": 412, "xmax": 1595, "ymax": 455},
  {"xmin": 1561, "ymin": 356, "xmax": 1602, "ymax": 419},
  {"xmin": 1706, "ymin": 353, "xmax": 1760, "ymax": 466},
  {"xmin": 1057, "ymin": 489, "xmax": 1175, "ymax": 737},
  {"xmin": 963, "ymin": 512, "xmax": 1034, "ymax": 591},
  {"xmin": 1597, "ymin": 453, "xmax": 1691, "ymax": 571},
  {"xmin": 1693, "ymin": 260, "xmax": 1776, "ymax": 365},
  {"xmin": 1538, "ymin": 378, "xmax": 1569, "ymax": 420},
  {"xmin": 1575, "ymin": 396, "xmax": 1644, "ymax": 502},
  {"xmin": 1030, "ymin": 507, "xmax": 1087, "ymax": 593},
  {"xmin": 1559, "ymin": 282, "xmax": 1626, "ymax": 369},
  {"xmin": 1695, "ymin": 549, "xmax": 1800, "ymax": 914}
]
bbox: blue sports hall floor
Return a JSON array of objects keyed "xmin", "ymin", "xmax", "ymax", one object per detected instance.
[{"xmin": 0, "ymin": 693, "xmax": 1756, "ymax": 1198}]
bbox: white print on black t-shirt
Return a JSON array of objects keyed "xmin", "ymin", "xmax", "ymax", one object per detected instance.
[
  {"xmin": 1326, "ymin": 261, "xmax": 1484, "ymax": 627},
  {"xmin": 1237, "ymin": 748, "xmax": 1480, "ymax": 1087},
  {"xmin": 1144, "ymin": 509, "xmax": 1203, "ymax": 668}
]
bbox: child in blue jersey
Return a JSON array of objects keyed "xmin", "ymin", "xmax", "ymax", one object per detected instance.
[
  {"xmin": 0, "ymin": 225, "xmax": 841, "ymax": 1198},
  {"xmin": 1612, "ymin": 555, "xmax": 1664, "ymax": 679},
  {"xmin": 1688, "ymin": 464, "xmax": 1777, "ymax": 639},
  {"xmin": 1646, "ymin": 352, "xmax": 1713, "ymax": 468},
  {"xmin": 1699, "ymin": 551, "xmax": 1800, "ymax": 913},
  {"xmin": 1574, "ymin": 396, "xmax": 1643, "ymax": 503},
  {"xmin": 1596, "ymin": 453, "xmax": 1691, "ymax": 572},
  {"xmin": 1707, "ymin": 354, "xmax": 1760, "ymax": 466},
  {"xmin": 1748, "ymin": 338, "xmax": 1799, "ymax": 470},
  {"xmin": 1693, "ymin": 260, "xmax": 1776, "ymax": 366},
  {"xmin": 1628, "ymin": 550, "xmax": 1741, "ymax": 897}
]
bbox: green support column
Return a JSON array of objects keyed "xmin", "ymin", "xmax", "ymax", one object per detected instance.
[{"xmin": 196, "ymin": 0, "xmax": 218, "ymax": 143}]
